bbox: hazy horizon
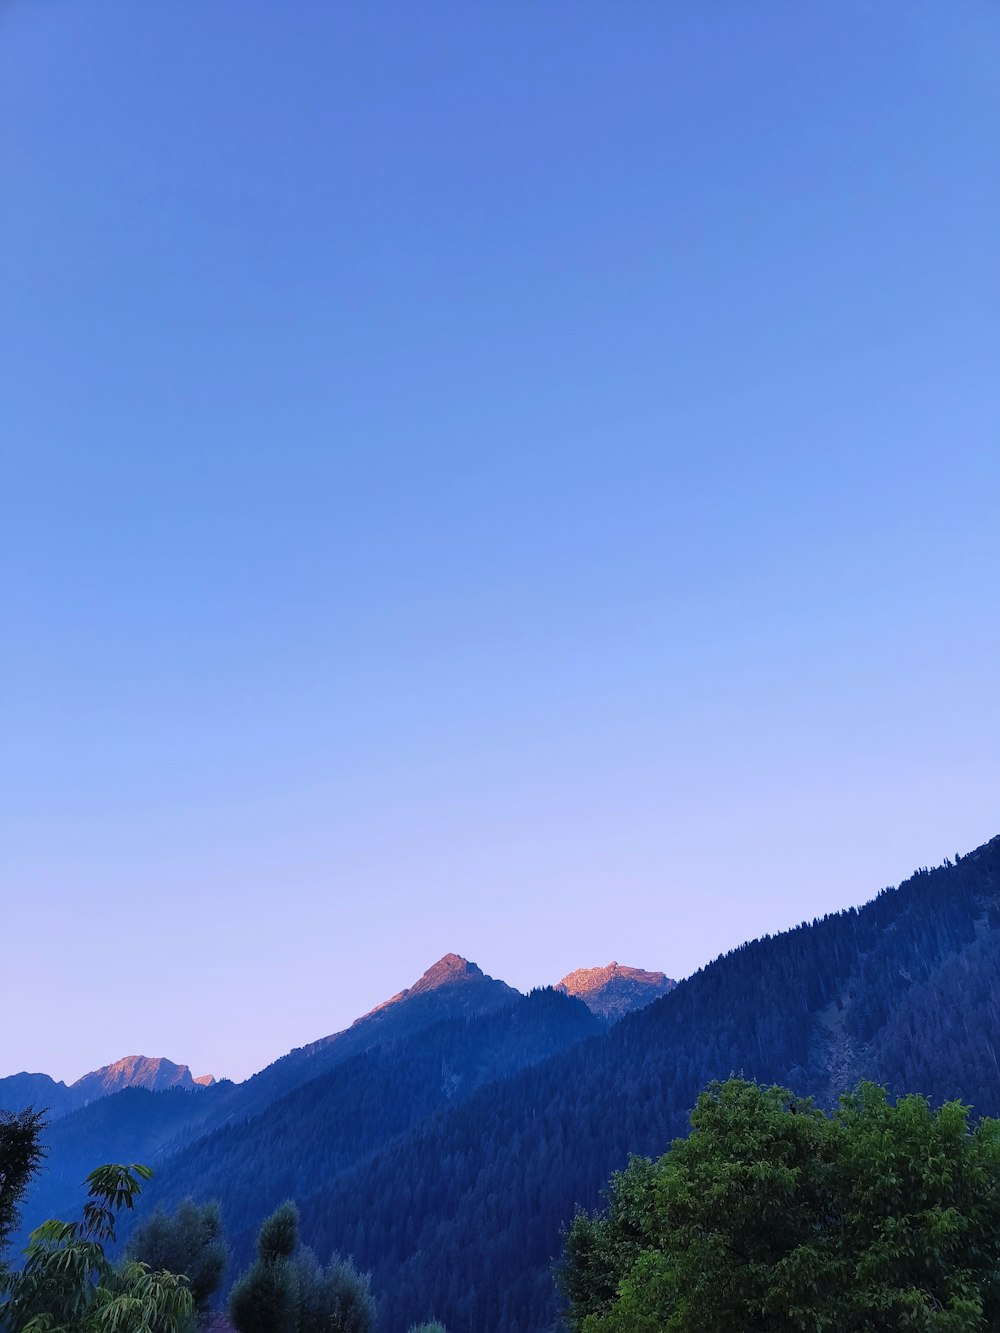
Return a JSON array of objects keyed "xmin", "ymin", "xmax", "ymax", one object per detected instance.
[{"xmin": 3, "ymin": 2, "xmax": 998, "ymax": 1084}]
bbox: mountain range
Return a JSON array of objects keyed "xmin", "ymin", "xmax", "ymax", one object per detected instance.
[
  {"xmin": 0, "ymin": 1056, "xmax": 217, "ymax": 1120},
  {"xmin": 2, "ymin": 957, "xmax": 672, "ymax": 1271},
  {"xmin": 0, "ymin": 955, "xmax": 668, "ymax": 1125},
  {"xmin": 7, "ymin": 835, "xmax": 1000, "ymax": 1332}
]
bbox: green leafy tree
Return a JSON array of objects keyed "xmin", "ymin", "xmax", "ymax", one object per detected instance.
[
  {"xmin": 127, "ymin": 1200, "xmax": 228, "ymax": 1315},
  {"xmin": 559, "ymin": 1078, "xmax": 1000, "ymax": 1332},
  {"xmin": 229, "ymin": 1203, "xmax": 374, "ymax": 1333},
  {"xmin": 0, "ymin": 1109, "xmax": 46, "ymax": 1267},
  {"xmin": 0, "ymin": 1162, "xmax": 194, "ymax": 1333}
]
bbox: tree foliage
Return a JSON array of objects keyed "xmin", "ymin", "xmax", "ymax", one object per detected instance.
[
  {"xmin": 0, "ymin": 1109, "xmax": 46, "ymax": 1266},
  {"xmin": 127, "ymin": 1200, "xmax": 228, "ymax": 1313},
  {"xmin": 0, "ymin": 1163, "xmax": 194, "ymax": 1333},
  {"xmin": 228, "ymin": 1203, "xmax": 373, "ymax": 1333},
  {"xmin": 559, "ymin": 1077, "xmax": 1000, "ymax": 1332}
]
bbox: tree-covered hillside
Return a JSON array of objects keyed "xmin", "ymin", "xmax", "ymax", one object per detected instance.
[
  {"xmin": 279, "ymin": 838, "xmax": 1000, "ymax": 1331},
  {"xmin": 216, "ymin": 954, "xmax": 521, "ymax": 1127},
  {"xmin": 139, "ymin": 987, "xmax": 601, "ymax": 1243},
  {"xmin": 7, "ymin": 1088, "xmax": 221, "ymax": 1255},
  {"xmin": 11, "ymin": 953, "xmax": 536, "ymax": 1245}
]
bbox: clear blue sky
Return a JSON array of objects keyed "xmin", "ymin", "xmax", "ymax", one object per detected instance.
[{"xmin": 2, "ymin": 1, "xmax": 997, "ymax": 1083}]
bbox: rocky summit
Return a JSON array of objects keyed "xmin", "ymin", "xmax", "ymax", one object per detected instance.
[
  {"xmin": 72, "ymin": 1055, "xmax": 216, "ymax": 1101},
  {"xmin": 556, "ymin": 961, "xmax": 676, "ymax": 1020}
]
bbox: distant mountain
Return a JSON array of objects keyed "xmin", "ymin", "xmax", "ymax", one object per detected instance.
[
  {"xmin": 556, "ymin": 962, "xmax": 675, "ymax": 1019},
  {"xmin": 366, "ymin": 952, "xmax": 511, "ymax": 1012},
  {"xmin": 0, "ymin": 1073, "xmax": 77, "ymax": 1119},
  {"xmin": 0, "ymin": 1056, "xmax": 215, "ymax": 1121},
  {"xmin": 136, "ymin": 987, "xmax": 602, "ymax": 1250},
  {"xmin": 10, "ymin": 954, "xmax": 532, "ymax": 1247},
  {"xmin": 3, "ymin": 953, "xmax": 507, "ymax": 1134},
  {"xmin": 73, "ymin": 1056, "xmax": 214, "ymax": 1101},
  {"xmin": 14, "ymin": 1087, "xmax": 225, "ymax": 1244},
  {"xmin": 213, "ymin": 953, "xmax": 520, "ymax": 1124}
]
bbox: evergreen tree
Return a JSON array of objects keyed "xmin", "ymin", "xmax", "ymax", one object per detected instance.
[{"xmin": 229, "ymin": 1203, "xmax": 299, "ymax": 1333}]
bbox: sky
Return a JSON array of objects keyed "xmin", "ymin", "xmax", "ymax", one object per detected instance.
[{"xmin": 1, "ymin": 1, "xmax": 998, "ymax": 1084}]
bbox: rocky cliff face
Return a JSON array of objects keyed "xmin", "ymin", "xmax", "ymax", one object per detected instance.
[{"xmin": 556, "ymin": 962, "xmax": 675, "ymax": 1020}]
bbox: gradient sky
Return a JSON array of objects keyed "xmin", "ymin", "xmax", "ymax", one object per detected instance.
[{"xmin": 2, "ymin": 1, "xmax": 998, "ymax": 1084}]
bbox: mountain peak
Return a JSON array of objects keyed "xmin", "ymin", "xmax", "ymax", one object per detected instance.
[
  {"xmin": 557, "ymin": 963, "xmax": 676, "ymax": 1021},
  {"xmin": 71, "ymin": 1056, "xmax": 215, "ymax": 1101},
  {"xmin": 234, "ymin": 953, "xmax": 521, "ymax": 1119},
  {"xmin": 413, "ymin": 953, "xmax": 485, "ymax": 991},
  {"xmin": 364, "ymin": 954, "xmax": 513, "ymax": 1018}
]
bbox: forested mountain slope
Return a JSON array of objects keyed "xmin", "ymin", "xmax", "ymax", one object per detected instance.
[
  {"xmin": 139, "ymin": 987, "xmax": 601, "ymax": 1241},
  {"xmin": 201, "ymin": 953, "xmax": 520, "ymax": 1129},
  {"xmin": 11, "ymin": 954, "xmax": 529, "ymax": 1242},
  {"xmin": 280, "ymin": 838, "xmax": 1000, "ymax": 1332},
  {"xmin": 14, "ymin": 1087, "xmax": 221, "ymax": 1245}
]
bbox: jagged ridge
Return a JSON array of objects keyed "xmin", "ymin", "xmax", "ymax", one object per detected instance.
[{"xmin": 556, "ymin": 961, "xmax": 676, "ymax": 1020}]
